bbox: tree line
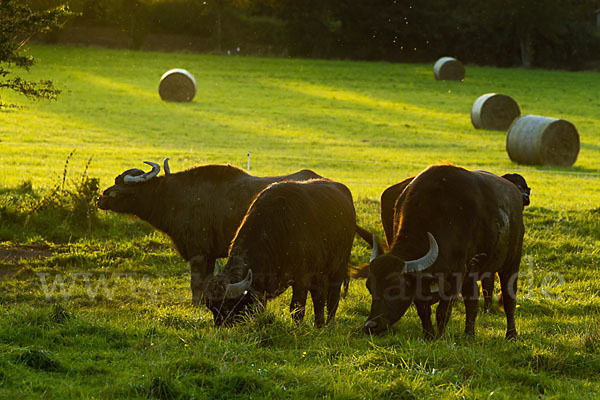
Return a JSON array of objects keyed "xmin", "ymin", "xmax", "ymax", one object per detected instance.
[{"xmin": 21, "ymin": 0, "xmax": 600, "ymax": 69}]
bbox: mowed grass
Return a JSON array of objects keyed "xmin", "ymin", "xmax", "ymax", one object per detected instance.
[{"xmin": 0, "ymin": 45, "xmax": 599, "ymax": 399}]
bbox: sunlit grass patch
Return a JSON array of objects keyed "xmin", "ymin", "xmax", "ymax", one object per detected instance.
[{"xmin": 0, "ymin": 44, "xmax": 599, "ymax": 399}]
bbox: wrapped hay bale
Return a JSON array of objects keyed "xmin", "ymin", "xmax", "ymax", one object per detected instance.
[
  {"xmin": 158, "ymin": 68, "xmax": 196, "ymax": 102},
  {"xmin": 433, "ymin": 57, "xmax": 465, "ymax": 81},
  {"xmin": 506, "ymin": 115, "xmax": 580, "ymax": 166},
  {"xmin": 471, "ymin": 93, "xmax": 521, "ymax": 130}
]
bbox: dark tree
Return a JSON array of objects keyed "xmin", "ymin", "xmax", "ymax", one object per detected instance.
[
  {"xmin": 0, "ymin": 0, "xmax": 73, "ymax": 108},
  {"xmin": 264, "ymin": 0, "xmax": 599, "ymax": 67}
]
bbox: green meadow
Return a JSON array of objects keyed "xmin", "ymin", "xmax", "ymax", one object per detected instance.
[{"xmin": 0, "ymin": 45, "xmax": 599, "ymax": 399}]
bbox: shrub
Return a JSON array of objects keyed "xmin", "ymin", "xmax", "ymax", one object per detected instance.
[{"xmin": 0, "ymin": 151, "xmax": 102, "ymax": 242}]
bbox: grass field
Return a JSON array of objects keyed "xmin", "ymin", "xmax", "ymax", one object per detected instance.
[{"xmin": 0, "ymin": 44, "xmax": 599, "ymax": 399}]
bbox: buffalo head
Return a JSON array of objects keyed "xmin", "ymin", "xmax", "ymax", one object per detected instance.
[
  {"xmin": 203, "ymin": 269, "xmax": 260, "ymax": 326},
  {"xmin": 97, "ymin": 159, "xmax": 170, "ymax": 212},
  {"xmin": 356, "ymin": 232, "xmax": 439, "ymax": 335},
  {"xmin": 502, "ymin": 173, "xmax": 530, "ymax": 207}
]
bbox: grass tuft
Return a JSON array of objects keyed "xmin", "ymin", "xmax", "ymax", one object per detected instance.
[
  {"xmin": 14, "ymin": 348, "xmax": 60, "ymax": 372},
  {"xmin": 206, "ymin": 373, "xmax": 267, "ymax": 399},
  {"xmin": 49, "ymin": 302, "xmax": 74, "ymax": 324},
  {"xmin": 148, "ymin": 375, "xmax": 180, "ymax": 400}
]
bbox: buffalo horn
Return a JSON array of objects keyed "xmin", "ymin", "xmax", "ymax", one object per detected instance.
[
  {"xmin": 403, "ymin": 232, "xmax": 439, "ymax": 273},
  {"xmin": 369, "ymin": 234, "xmax": 380, "ymax": 263},
  {"xmin": 163, "ymin": 158, "xmax": 171, "ymax": 175},
  {"xmin": 224, "ymin": 269, "xmax": 253, "ymax": 299},
  {"xmin": 123, "ymin": 161, "xmax": 161, "ymax": 183}
]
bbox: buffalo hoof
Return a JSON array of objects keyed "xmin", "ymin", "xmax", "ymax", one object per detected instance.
[
  {"xmin": 505, "ymin": 330, "xmax": 518, "ymax": 341},
  {"xmin": 364, "ymin": 319, "xmax": 387, "ymax": 335}
]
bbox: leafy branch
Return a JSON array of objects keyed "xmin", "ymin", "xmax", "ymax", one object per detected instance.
[{"xmin": 0, "ymin": 1, "xmax": 75, "ymax": 108}]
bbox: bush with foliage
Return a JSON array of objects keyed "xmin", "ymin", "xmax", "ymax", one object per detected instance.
[
  {"xmin": 19, "ymin": 0, "xmax": 600, "ymax": 68},
  {"xmin": 0, "ymin": 0, "xmax": 73, "ymax": 108},
  {"xmin": 0, "ymin": 152, "xmax": 101, "ymax": 242}
]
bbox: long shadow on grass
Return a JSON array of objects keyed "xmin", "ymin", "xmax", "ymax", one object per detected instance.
[
  {"xmin": 38, "ymin": 69, "xmax": 486, "ymax": 160},
  {"xmin": 41, "ymin": 71, "xmax": 379, "ymax": 150}
]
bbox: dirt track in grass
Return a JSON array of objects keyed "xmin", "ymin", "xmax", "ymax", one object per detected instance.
[{"xmin": 0, "ymin": 244, "xmax": 57, "ymax": 277}]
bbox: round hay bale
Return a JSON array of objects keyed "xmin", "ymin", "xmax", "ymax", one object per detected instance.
[
  {"xmin": 433, "ymin": 57, "xmax": 465, "ymax": 81},
  {"xmin": 471, "ymin": 93, "xmax": 521, "ymax": 130},
  {"xmin": 158, "ymin": 68, "xmax": 196, "ymax": 102},
  {"xmin": 506, "ymin": 115, "xmax": 580, "ymax": 166}
]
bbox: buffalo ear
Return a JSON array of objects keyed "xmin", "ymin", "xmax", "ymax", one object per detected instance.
[{"xmin": 348, "ymin": 263, "xmax": 370, "ymax": 279}]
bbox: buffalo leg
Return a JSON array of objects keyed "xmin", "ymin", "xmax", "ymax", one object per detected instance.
[
  {"xmin": 435, "ymin": 298, "xmax": 455, "ymax": 338},
  {"xmin": 325, "ymin": 281, "xmax": 343, "ymax": 325},
  {"xmin": 415, "ymin": 300, "xmax": 435, "ymax": 340},
  {"xmin": 309, "ymin": 283, "xmax": 326, "ymax": 328},
  {"xmin": 290, "ymin": 285, "xmax": 308, "ymax": 324},
  {"xmin": 435, "ymin": 275, "xmax": 461, "ymax": 338},
  {"xmin": 499, "ymin": 270, "xmax": 519, "ymax": 340},
  {"xmin": 190, "ymin": 255, "xmax": 212, "ymax": 305},
  {"xmin": 481, "ymin": 273, "xmax": 495, "ymax": 313},
  {"xmin": 462, "ymin": 274, "xmax": 479, "ymax": 337}
]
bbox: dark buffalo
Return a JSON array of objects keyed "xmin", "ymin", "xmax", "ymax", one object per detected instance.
[
  {"xmin": 354, "ymin": 165, "xmax": 524, "ymax": 339},
  {"xmin": 203, "ymin": 178, "xmax": 356, "ymax": 327},
  {"xmin": 97, "ymin": 159, "xmax": 321, "ymax": 304},
  {"xmin": 381, "ymin": 172, "xmax": 530, "ymax": 247},
  {"xmin": 380, "ymin": 170, "xmax": 530, "ymax": 313},
  {"xmin": 501, "ymin": 173, "xmax": 530, "ymax": 207}
]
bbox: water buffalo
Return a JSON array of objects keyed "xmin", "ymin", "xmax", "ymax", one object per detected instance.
[
  {"xmin": 501, "ymin": 173, "xmax": 530, "ymax": 207},
  {"xmin": 380, "ymin": 172, "xmax": 530, "ymax": 247},
  {"xmin": 353, "ymin": 165, "xmax": 524, "ymax": 340},
  {"xmin": 97, "ymin": 159, "xmax": 321, "ymax": 304},
  {"xmin": 203, "ymin": 178, "xmax": 356, "ymax": 327},
  {"xmin": 379, "ymin": 170, "xmax": 530, "ymax": 313}
]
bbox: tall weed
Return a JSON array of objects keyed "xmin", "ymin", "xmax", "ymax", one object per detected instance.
[{"xmin": 0, "ymin": 151, "xmax": 100, "ymax": 242}]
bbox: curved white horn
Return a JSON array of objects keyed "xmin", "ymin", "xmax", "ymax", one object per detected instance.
[
  {"xmin": 224, "ymin": 269, "xmax": 253, "ymax": 299},
  {"xmin": 404, "ymin": 232, "xmax": 439, "ymax": 273},
  {"xmin": 123, "ymin": 161, "xmax": 161, "ymax": 183},
  {"xmin": 370, "ymin": 234, "xmax": 380, "ymax": 263},
  {"xmin": 163, "ymin": 158, "xmax": 171, "ymax": 175}
]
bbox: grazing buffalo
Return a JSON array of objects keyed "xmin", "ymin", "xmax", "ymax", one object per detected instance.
[
  {"xmin": 380, "ymin": 172, "xmax": 530, "ymax": 247},
  {"xmin": 480, "ymin": 173, "xmax": 530, "ymax": 312},
  {"xmin": 353, "ymin": 165, "xmax": 524, "ymax": 339},
  {"xmin": 97, "ymin": 159, "xmax": 321, "ymax": 304},
  {"xmin": 380, "ymin": 170, "xmax": 530, "ymax": 313},
  {"xmin": 203, "ymin": 178, "xmax": 356, "ymax": 327}
]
